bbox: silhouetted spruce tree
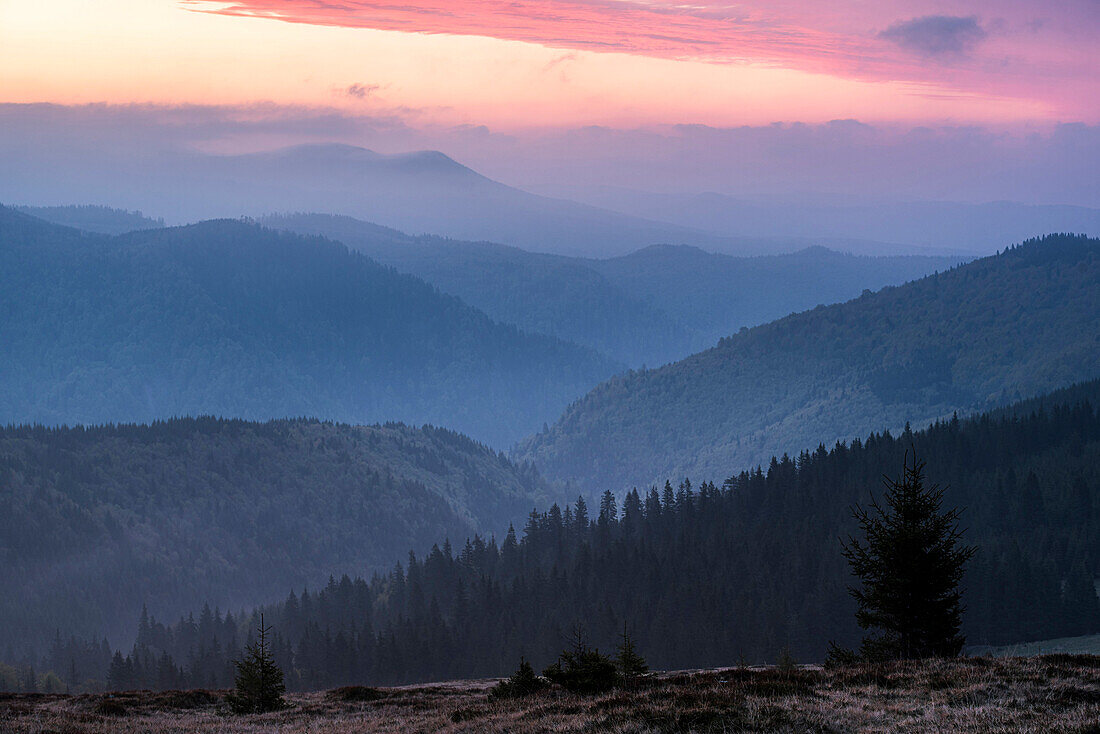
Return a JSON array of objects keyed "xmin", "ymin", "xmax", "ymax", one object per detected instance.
[
  {"xmin": 840, "ymin": 454, "xmax": 976, "ymax": 661},
  {"xmin": 106, "ymin": 652, "xmax": 132, "ymax": 691},
  {"xmin": 490, "ymin": 657, "xmax": 547, "ymax": 699},
  {"xmin": 614, "ymin": 627, "xmax": 648, "ymax": 681},
  {"xmin": 227, "ymin": 615, "xmax": 286, "ymax": 713},
  {"xmin": 543, "ymin": 628, "xmax": 619, "ymax": 694}
]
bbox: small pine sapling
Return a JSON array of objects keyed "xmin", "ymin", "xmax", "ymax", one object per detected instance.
[{"xmin": 226, "ymin": 614, "xmax": 286, "ymax": 714}]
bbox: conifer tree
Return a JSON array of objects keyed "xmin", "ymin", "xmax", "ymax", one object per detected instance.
[
  {"xmin": 106, "ymin": 652, "xmax": 129, "ymax": 691},
  {"xmin": 614, "ymin": 627, "xmax": 648, "ymax": 681},
  {"xmin": 227, "ymin": 615, "xmax": 286, "ymax": 713},
  {"xmin": 841, "ymin": 454, "xmax": 976, "ymax": 660},
  {"xmin": 490, "ymin": 657, "xmax": 547, "ymax": 699},
  {"xmin": 543, "ymin": 627, "xmax": 619, "ymax": 694}
]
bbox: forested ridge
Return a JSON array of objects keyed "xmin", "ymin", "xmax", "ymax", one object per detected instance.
[
  {"xmin": 519, "ymin": 234, "xmax": 1100, "ymax": 491},
  {"xmin": 267, "ymin": 213, "xmax": 962, "ymax": 367},
  {"xmin": 23, "ymin": 380, "xmax": 1098, "ymax": 692},
  {"xmin": 588, "ymin": 243, "xmax": 964, "ymax": 350},
  {"xmin": 15, "ymin": 204, "xmax": 164, "ymax": 235},
  {"xmin": 0, "ymin": 205, "xmax": 618, "ymax": 446},
  {"xmin": 0, "ymin": 416, "xmax": 550, "ymax": 657}
]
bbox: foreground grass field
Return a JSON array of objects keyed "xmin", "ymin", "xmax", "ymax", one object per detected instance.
[{"xmin": 3, "ymin": 656, "xmax": 1099, "ymax": 733}]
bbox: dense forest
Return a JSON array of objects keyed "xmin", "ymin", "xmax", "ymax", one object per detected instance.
[
  {"xmin": 15, "ymin": 380, "xmax": 1097, "ymax": 692},
  {"xmin": 267, "ymin": 213, "xmax": 962, "ymax": 367},
  {"xmin": 520, "ymin": 234, "xmax": 1100, "ymax": 491},
  {"xmin": 0, "ymin": 417, "xmax": 550, "ymax": 657},
  {"xmin": 15, "ymin": 204, "xmax": 164, "ymax": 235},
  {"xmin": 0, "ymin": 205, "xmax": 617, "ymax": 446}
]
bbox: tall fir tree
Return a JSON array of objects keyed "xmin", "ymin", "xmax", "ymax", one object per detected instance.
[{"xmin": 841, "ymin": 454, "xmax": 977, "ymax": 660}]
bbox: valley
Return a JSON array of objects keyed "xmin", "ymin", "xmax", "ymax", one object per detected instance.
[
  {"xmin": 3, "ymin": 208, "xmax": 1099, "ymax": 697},
  {"xmin": 5, "ymin": 4, "xmax": 1099, "ymax": 729}
]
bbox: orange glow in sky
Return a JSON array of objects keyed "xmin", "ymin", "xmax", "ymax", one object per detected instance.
[{"xmin": 0, "ymin": 0, "xmax": 1093, "ymax": 129}]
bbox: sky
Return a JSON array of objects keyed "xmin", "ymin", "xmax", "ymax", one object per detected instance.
[
  {"xmin": 0, "ymin": 0, "xmax": 1097, "ymax": 204},
  {"xmin": 2, "ymin": 0, "xmax": 1096, "ymax": 127}
]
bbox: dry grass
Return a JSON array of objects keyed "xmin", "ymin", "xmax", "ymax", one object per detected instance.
[
  {"xmin": 971, "ymin": 633, "xmax": 1100, "ymax": 658},
  {"xmin": 3, "ymin": 656, "xmax": 1099, "ymax": 733}
]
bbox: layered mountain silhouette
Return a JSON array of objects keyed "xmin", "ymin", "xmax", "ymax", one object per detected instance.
[
  {"xmin": 518, "ymin": 234, "xmax": 1100, "ymax": 491},
  {"xmin": 265, "ymin": 213, "xmax": 963, "ymax": 367},
  {"xmin": 535, "ymin": 185, "xmax": 1100, "ymax": 255},
  {"xmin": 153, "ymin": 379, "xmax": 1100, "ymax": 684},
  {"xmin": 16, "ymin": 204, "xmax": 164, "ymax": 235},
  {"xmin": 0, "ymin": 417, "xmax": 550, "ymax": 651},
  {"xmin": 3, "ymin": 144, "xmax": 738, "ymax": 257},
  {"xmin": 0, "ymin": 206, "xmax": 618, "ymax": 446}
]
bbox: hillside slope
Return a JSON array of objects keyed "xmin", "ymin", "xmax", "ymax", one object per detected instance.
[
  {"xmin": 124, "ymin": 380, "xmax": 1100, "ymax": 686},
  {"xmin": 590, "ymin": 244, "xmax": 965, "ymax": 350},
  {"xmin": 0, "ymin": 207, "xmax": 619, "ymax": 446},
  {"xmin": 263, "ymin": 213, "xmax": 696, "ymax": 366},
  {"xmin": 0, "ymin": 417, "xmax": 549, "ymax": 654},
  {"xmin": 518, "ymin": 234, "xmax": 1100, "ymax": 491},
  {"xmin": 265, "ymin": 213, "xmax": 962, "ymax": 367},
  {"xmin": 15, "ymin": 204, "xmax": 164, "ymax": 234}
]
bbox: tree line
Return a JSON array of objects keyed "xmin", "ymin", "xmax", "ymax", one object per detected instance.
[{"xmin": 6, "ymin": 381, "xmax": 1099, "ymax": 691}]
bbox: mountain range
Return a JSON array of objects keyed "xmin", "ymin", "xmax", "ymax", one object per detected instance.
[
  {"xmin": 129, "ymin": 378, "xmax": 1100, "ymax": 688},
  {"xmin": 530, "ymin": 185, "xmax": 1100, "ymax": 255},
  {"xmin": 15, "ymin": 204, "xmax": 164, "ymax": 235},
  {"xmin": 0, "ymin": 206, "xmax": 617, "ymax": 446},
  {"xmin": 11, "ymin": 143, "xmax": 1097, "ymax": 258},
  {"xmin": 264, "ymin": 213, "xmax": 964, "ymax": 367},
  {"xmin": 0, "ymin": 417, "xmax": 549, "ymax": 653},
  {"xmin": 518, "ymin": 233, "xmax": 1100, "ymax": 491},
  {"xmin": 3, "ymin": 144, "xmax": 739, "ymax": 257}
]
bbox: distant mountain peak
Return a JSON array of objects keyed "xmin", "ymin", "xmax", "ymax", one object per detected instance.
[
  {"xmin": 235, "ymin": 143, "xmax": 481, "ymax": 178},
  {"xmin": 251, "ymin": 142, "xmax": 383, "ymax": 161}
]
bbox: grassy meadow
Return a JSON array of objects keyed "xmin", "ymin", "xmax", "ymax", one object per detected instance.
[{"xmin": 3, "ymin": 656, "xmax": 1099, "ymax": 733}]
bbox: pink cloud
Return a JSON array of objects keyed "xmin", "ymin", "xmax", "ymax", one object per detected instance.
[
  {"xmin": 181, "ymin": 1, "xmax": 1098, "ymax": 120},
  {"xmin": 182, "ymin": 1, "xmax": 889, "ymax": 71}
]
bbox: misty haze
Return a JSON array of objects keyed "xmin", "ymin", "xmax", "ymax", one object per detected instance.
[{"xmin": 1, "ymin": 1, "xmax": 1098, "ymax": 732}]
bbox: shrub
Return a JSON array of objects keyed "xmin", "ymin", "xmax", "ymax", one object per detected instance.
[
  {"xmin": 490, "ymin": 658, "xmax": 548, "ymax": 699},
  {"xmin": 544, "ymin": 647, "xmax": 620, "ymax": 694}
]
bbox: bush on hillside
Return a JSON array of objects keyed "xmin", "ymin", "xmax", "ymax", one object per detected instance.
[{"xmin": 490, "ymin": 658, "xmax": 548, "ymax": 699}]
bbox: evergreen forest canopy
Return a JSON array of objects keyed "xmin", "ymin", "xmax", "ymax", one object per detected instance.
[
  {"xmin": 22, "ymin": 379, "xmax": 1099, "ymax": 692},
  {"xmin": 0, "ymin": 205, "xmax": 618, "ymax": 447},
  {"xmin": 0, "ymin": 417, "xmax": 550, "ymax": 656},
  {"xmin": 519, "ymin": 234, "xmax": 1100, "ymax": 492},
  {"xmin": 266, "ymin": 213, "xmax": 964, "ymax": 367},
  {"xmin": 15, "ymin": 204, "xmax": 165, "ymax": 235}
]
